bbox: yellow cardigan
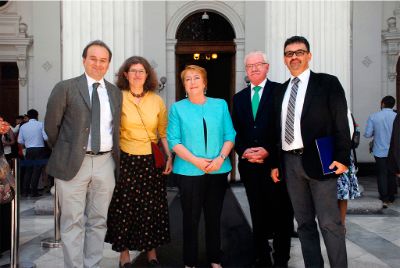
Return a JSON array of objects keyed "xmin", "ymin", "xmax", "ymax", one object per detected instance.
[{"xmin": 120, "ymin": 90, "xmax": 167, "ymax": 155}]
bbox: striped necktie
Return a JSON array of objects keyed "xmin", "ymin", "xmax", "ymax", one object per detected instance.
[{"xmin": 284, "ymin": 77, "xmax": 300, "ymax": 144}]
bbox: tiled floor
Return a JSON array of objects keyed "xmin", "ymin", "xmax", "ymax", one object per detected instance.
[{"xmin": 0, "ymin": 176, "xmax": 399, "ymax": 268}]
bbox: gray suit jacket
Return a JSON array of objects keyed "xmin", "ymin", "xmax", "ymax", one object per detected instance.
[{"xmin": 44, "ymin": 74, "xmax": 122, "ymax": 180}]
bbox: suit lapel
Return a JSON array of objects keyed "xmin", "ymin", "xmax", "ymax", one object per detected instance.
[
  {"xmin": 241, "ymin": 86, "xmax": 254, "ymax": 122},
  {"xmin": 77, "ymin": 74, "xmax": 91, "ymax": 109},
  {"xmin": 301, "ymin": 71, "xmax": 317, "ymax": 121},
  {"xmin": 256, "ymin": 79, "xmax": 272, "ymax": 118},
  {"xmin": 278, "ymin": 79, "xmax": 290, "ymax": 127}
]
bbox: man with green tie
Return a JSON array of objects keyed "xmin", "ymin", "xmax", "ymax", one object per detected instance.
[{"xmin": 232, "ymin": 51, "xmax": 294, "ymax": 267}]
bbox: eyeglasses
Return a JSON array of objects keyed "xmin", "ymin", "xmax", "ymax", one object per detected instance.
[
  {"xmin": 245, "ymin": 62, "xmax": 267, "ymax": 70},
  {"xmin": 128, "ymin": 69, "xmax": 146, "ymax": 75},
  {"xmin": 284, "ymin": 50, "xmax": 308, "ymax": 58}
]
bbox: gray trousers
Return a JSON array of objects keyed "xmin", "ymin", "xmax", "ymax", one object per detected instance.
[
  {"xmin": 56, "ymin": 153, "xmax": 115, "ymax": 268},
  {"xmin": 283, "ymin": 152, "xmax": 347, "ymax": 268}
]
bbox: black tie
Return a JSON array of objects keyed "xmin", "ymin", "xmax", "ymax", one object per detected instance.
[{"xmin": 91, "ymin": 82, "xmax": 101, "ymax": 154}]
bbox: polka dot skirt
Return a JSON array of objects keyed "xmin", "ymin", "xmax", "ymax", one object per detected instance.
[{"xmin": 105, "ymin": 151, "xmax": 170, "ymax": 252}]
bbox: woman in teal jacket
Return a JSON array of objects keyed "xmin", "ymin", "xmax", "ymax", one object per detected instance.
[{"xmin": 167, "ymin": 65, "xmax": 235, "ymax": 268}]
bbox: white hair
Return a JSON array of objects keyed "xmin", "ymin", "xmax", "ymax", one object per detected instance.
[{"xmin": 244, "ymin": 51, "xmax": 268, "ymax": 65}]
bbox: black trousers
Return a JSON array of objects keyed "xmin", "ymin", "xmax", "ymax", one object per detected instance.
[
  {"xmin": 239, "ymin": 162, "xmax": 293, "ymax": 266},
  {"xmin": 176, "ymin": 173, "xmax": 228, "ymax": 267},
  {"xmin": 375, "ymin": 156, "xmax": 397, "ymax": 202},
  {"xmin": 22, "ymin": 147, "xmax": 46, "ymax": 195}
]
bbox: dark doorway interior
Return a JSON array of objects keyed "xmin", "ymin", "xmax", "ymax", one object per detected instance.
[
  {"xmin": 175, "ymin": 11, "xmax": 236, "ymax": 107},
  {"xmin": 0, "ymin": 62, "xmax": 19, "ymax": 123},
  {"xmin": 176, "ymin": 51, "xmax": 234, "ymax": 104}
]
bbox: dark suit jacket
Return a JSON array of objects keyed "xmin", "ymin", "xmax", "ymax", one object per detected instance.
[
  {"xmin": 44, "ymin": 74, "xmax": 122, "ymax": 180},
  {"xmin": 232, "ymin": 79, "xmax": 278, "ymax": 172},
  {"xmin": 388, "ymin": 113, "xmax": 400, "ymax": 173},
  {"xmin": 270, "ymin": 71, "xmax": 351, "ymax": 180}
]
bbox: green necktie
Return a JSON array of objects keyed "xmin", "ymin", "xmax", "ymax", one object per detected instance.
[{"xmin": 252, "ymin": 86, "xmax": 262, "ymax": 119}]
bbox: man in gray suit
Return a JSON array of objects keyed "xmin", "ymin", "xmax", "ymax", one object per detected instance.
[{"xmin": 45, "ymin": 40, "xmax": 121, "ymax": 268}]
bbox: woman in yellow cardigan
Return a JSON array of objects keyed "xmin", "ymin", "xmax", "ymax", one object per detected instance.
[{"xmin": 105, "ymin": 56, "xmax": 172, "ymax": 268}]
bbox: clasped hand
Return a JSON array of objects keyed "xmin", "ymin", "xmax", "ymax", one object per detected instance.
[
  {"xmin": 194, "ymin": 157, "xmax": 224, "ymax": 173},
  {"xmin": 242, "ymin": 147, "xmax": 269, "ymax": 163}
]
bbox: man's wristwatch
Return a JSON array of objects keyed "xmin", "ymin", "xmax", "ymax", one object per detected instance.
[{"xmin": 220, "ymin": 153, "xmax": 227, "ymax": 160}]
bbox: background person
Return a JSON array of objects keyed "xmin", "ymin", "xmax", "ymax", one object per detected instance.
[
  {"xmin": 105, "ymin": 56, "xmax": 172, "ymax": 268},
  {"xmin": 364, "ymin": 95, "xmax": 397, "ymax": 208},
  {"xmin": 45, "ymin": 40, "xmax": 121, "ymax": 268},
  {"xmin": 388, "ymin": 112, "xmax": 400, "ymax": 191},
  {"xmin": 0, "ymin": 117, "xmax": 11, "ymax": 257},
  {"xmin": 337, "ymin": 110, "xmax": 361, "ymax": 227},
  {"xmin": 167, "ymin": 65, "xmax": 236, "ymax": 268},
  {"xmin": 18, "ymin": 109, "xmax": 48, "ymax": 197}
]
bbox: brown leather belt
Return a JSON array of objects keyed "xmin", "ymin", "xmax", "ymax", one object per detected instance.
[
  {"xmin": 285, "ymin": 148, "xmax": 304, "ymax": 155},
  {"xmin": 86, "ymin": 151, "xmax": 111, "ymax": 156}
]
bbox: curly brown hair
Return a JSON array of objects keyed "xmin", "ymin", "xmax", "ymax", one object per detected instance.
[{"xmin": 115, "ymin": 56, "xmax": 158, "ymax": 91}]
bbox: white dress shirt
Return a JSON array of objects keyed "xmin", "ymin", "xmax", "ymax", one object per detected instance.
[
  {"xmin": 250, "ymin": 79, "xmax": 267, "ymax": 101},
  {"xmin": 281, "ymin": 68, "xmax": 311, "ymax": 151},
  {"xmin": 85, "ymin": 73, "xmax": 113, "ymax": 152}
]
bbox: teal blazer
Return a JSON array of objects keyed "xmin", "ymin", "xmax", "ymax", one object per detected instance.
[{"xmin": 167, "ymin": 97, "xmax": 236, "ymax": 176}]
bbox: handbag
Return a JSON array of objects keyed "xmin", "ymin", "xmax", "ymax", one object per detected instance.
[
  {"xmin": 0, "ymin": 156, "xmax": 15, "ymax": 204},
  {"xmin": 133, "ymin": 103, "xmax": 166, "ymax": 169},
  {"xmin": 150, "ymin": 141, "xmax": 166, "ymax": 169}
]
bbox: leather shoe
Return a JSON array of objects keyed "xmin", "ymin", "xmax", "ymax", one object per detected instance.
[
  {"xmin": 148, "ymin": 259, "xmax": 161, "ymax": 267},
  {"xmin": 119, "ymin": 262, "xmax": 132, "ymax": 268}
]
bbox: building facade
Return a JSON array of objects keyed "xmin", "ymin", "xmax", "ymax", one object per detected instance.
[{"xmin": 1, "ymin": 1, "xmax": 400, "ymax": 165}]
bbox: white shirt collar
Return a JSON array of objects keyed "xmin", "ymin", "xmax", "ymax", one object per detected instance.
[
  {"xmin": 85, "ymin": 73, "xmax": 105, "ymax": 89},
  {"xmin": 290, "ymin": 68, "xmax": 310, "ymax": 84},
  {"xmin": 251, "ymin": 78, "xmax": 267, "ymax": 90}
]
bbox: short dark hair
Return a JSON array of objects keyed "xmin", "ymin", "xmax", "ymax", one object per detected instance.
[
  {"xmin": 82, "ymin": 40, "xmax": 112, "ymax": 62},
  {"xmin": 115, "ymin": 56, "xmax": 158, "ymax": 92},
  {"xmin": 27, "ymin": 109, "xmax": 38, "ymax": 119},
  {"xmin": 381, "ymin": 95, "xmax": 395, "ymax": 108},
  {"xmin": 284, "ymin": 36, "xmax": 310, "ymax": 52}
]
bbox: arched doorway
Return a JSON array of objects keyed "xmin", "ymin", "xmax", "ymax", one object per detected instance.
[
  {"xmin": 175, "ymin": 11, "xmax": 236, "ymax": 106},
  {"xmin": 0, "ymin": 62, "xmax": 19, "ymax": 123}
]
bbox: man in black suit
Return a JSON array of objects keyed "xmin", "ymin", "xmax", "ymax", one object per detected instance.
[
  {"xmin": 270, "ymin": 36, "xmax": 351, "ymax": 268},
  {"xmin": 232, "ymin": 51, "xmax": 293, "ymax": 267}
]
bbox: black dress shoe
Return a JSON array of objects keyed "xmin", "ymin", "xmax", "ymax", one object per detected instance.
[
  {"xmin": 148, "ymin": 259, "xmax": 161, "ymax": 267},
  {"xmin": 119, "ymin": 262, "xmax": 132, "ymax": 268}
]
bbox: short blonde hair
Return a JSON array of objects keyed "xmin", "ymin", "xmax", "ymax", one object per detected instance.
[{"xmin": 180, "ymin": 65, "xmax": 208, "ymax": 88}]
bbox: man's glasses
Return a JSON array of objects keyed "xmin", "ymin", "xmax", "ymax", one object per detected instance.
[
  {"xmin": 284, "ymin": 49, "xmax": 308, "ymax": 58},
  {"xmin": 245, "ymin": 62, "xmax": 267, "ymax": 70}
]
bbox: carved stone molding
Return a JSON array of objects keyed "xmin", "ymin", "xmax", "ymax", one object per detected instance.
[
  {"xmin": 382, "ymin": 5, "xmax": 400, "ymax": 81},
  {"xmin": 0, "ymin": 14, "xmax": 33, "ymax": 86}
]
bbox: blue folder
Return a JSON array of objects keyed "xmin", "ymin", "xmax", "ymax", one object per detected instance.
[{"xmin": 315, "ymin": 136, "xmax": 337, "ymax": 175}]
